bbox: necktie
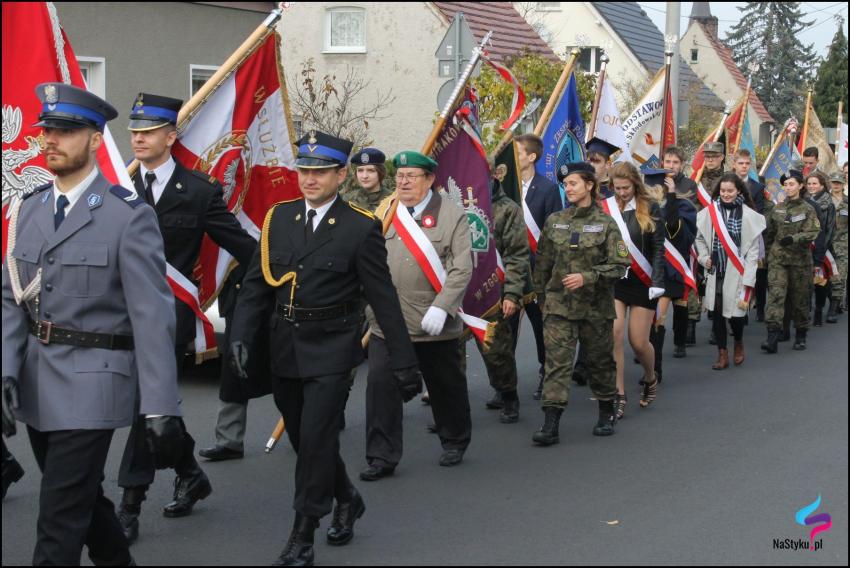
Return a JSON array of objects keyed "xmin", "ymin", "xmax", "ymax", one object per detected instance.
[
  {"xmin": 407, "ymin": 206, "xmax": 415, "ymax": 216},
  {"xmin": 144, "ymin": 171, "xmax": 157, "ymax": 206},
  {"xmin": 54, "ymin": 195, "xmax": 69, "ymax": 230},
  {"xmin": 305, "ymin": 209, "xmax": 317, "ymax": 240}
]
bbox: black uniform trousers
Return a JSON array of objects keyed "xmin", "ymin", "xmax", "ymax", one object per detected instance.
[
  {"xmin": 27, "ymin": 426, "xmax": 131, "ymax": 566},
  {"xmin": 522, "ymin": 300, "xmax": 546, "ymax": 370},
  {"xmin": 117, "ymin": 348, "xmax": 198, "ymax": 491},
  {"xmin": 366, "ymin": 336, "xmax": 471, "ymax": 468},
  {"xmin": 271, "ymin": 372, "xmax": 354, "ymax": 518}
]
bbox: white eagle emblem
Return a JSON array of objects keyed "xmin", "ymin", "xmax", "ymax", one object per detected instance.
[{"xmin": 3, "ymin": 105, "xmax": 54, "ymax": 216}]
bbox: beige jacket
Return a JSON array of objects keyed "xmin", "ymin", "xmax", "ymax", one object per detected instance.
[{"xmin": 368, "ymin": 190, "xmax": 472, "ymax": 342}]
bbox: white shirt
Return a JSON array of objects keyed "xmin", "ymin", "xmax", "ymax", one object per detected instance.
[
  {"xmin": 140, "ymin": 157, "xmax": 177, "ymax": 205},
  {"xmin": 521, "ymin": 177, "xmax": 532, "ymax": 201},
  {"xmin": 53, "ymin": 166, "xmax": 99, "ymax": 216},
  {"xmin": 305, "ymin": 195, "xmax": 338, "ymax": 231},
  {"xmin": 624, "ymin": 197, "xmax": 637, "ymax": 212},
  {"xmin": 407, "ymin": 189, "xmax": 433, "ymax": 218}
]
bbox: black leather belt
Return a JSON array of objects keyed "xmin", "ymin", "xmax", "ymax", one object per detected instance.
[
  {"xmin": 276, "ymin": 301, "xmax": 359, "ymax": 322},
  {"xmin": 28, "ymin": 320, "xmax": 134, "ymax": 350}
]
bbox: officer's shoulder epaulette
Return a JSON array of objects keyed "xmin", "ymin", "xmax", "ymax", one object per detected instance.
[
  {"xmin": 348, "ymin": 201, "xmax": 377, "ymax": 220},
  {"xmin": 23, "ymin": 183, "xmax": 52, "ymax": 201},
  {"xmin": 187, "ymin": 169, "xmax": 221, "ymax": 187},
  {"xmin": 109, "ymin": 185, "xmax": 147, "ymax": 209}
]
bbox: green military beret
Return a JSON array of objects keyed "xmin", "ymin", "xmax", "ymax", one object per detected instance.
[{"xmin": 393, "ymin": 151, "xmax": 438, "ymax": 172}]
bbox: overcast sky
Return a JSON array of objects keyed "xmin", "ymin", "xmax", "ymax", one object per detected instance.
[{"xmin": 641, "ymin": 1, "xmax": 848, "ymax": 59}]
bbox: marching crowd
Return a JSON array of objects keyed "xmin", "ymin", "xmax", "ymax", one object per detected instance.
[{"xmin": 2, "ymin": 83, "xmax": 847, "ymax": 566}]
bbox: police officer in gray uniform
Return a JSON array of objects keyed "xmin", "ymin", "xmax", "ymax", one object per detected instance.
[{"xmin": 2, "ymin": 83, "xmax": 184, "ymax": 566}]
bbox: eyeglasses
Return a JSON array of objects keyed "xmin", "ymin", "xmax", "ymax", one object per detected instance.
[{"xmin": 395, "ymin": 173, "xmax": 428, "ymax": 182}]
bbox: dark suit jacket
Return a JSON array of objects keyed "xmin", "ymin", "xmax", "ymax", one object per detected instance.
[
  {"xmin": 133, "ymin": 160, "xmax": 256, "ymax": 346},
  {"xmin": 231, "ymin": 197, "xmax": 418, "ymax": 378},
  {"xmin": 746, "ymin": 178, "xmax": 766, "ymax": 214}
]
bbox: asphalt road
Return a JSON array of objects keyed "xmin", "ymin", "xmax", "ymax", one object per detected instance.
[{"xmin": 3, "ymin": 314, "xmax": 848, "ymax": 565}]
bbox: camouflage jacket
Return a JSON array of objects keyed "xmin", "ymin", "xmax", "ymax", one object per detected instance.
[
  {"xmin": 341, "ymin": 182, "xmax": 394, "ymax": 214},
  {"xmin": 701, "ymin": 167, "xmax": 725, "ymax": 196},
  {"xmin": 533, "ymin": 202, "xmax": 629, "ymax": 321},
  {"xmin": 833, "ymin": 194, "xmax": 848, "ymax": 253},
  {"xmin": 491, "ymin": 184, "xmax": 531, "ymax": 304},
  {"xmin": 764, "ymin": 197, "xmax": 821, "ymax": 267}
]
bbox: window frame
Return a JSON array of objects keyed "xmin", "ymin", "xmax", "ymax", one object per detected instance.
[
  {"xmin": 189, "ymin": 64, "xmax": 220, "ymax": 99},
  {"xmin": 324, "ymin": 6, "xmax": 367, "ymax": 54},
  {"xmin": 76, "ymin": 56, "xmax": 106, "ymax": 99}
]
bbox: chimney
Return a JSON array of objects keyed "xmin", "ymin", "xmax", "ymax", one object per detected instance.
[{"xmin": 690, "ymin": 2, "xmax": 718, "ymax": 38}]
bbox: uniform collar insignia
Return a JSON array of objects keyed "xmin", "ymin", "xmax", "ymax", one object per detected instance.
[
  {"xmin": 295, "ymin": 213, "xmax": 302, "ymax": 221},
  {"xmin": 87, "ymin": 194, "xmax": 102, "ymax": 208},
  {"xmin": 328, "ymin": 217, "xmax": 336, "ymax": 225}
]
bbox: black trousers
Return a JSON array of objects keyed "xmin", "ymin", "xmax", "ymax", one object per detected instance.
[
  {"xmin": 27, "ymin": 426, "xmax": 131, "ymax": 566},
  {"xmin": 755, "ymin": 267, "xmax": 768, "ymax": 313},
  {"xmin": 272, "ymin": 372, "xmax": 354, "ymax": 518},
  {"xmin": 366, "ymin": 337, "xmax": 471, "ymax": 468},
  {"xmin": 118, "ymin": 348, "xmax": 199, "ymax": 492},
  {"xmin": 510, "ymin": 302, "xmax": 546, "ymax": 368},
  {"xmin": 712, "ymin": 290, "xmax": 745, "ymax": 349}
]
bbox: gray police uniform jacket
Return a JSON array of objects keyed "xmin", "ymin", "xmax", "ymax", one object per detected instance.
[{"xmin": 2, "ymin": 173, "xmax": 182, "ymax": 431}]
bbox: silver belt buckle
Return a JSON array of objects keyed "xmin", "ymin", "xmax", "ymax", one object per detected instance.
[{"xmin": 37, "ymin": 321, "xmax": 54, "ymax": 345}]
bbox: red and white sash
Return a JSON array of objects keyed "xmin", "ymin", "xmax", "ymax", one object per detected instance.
[
  {"xmin": 166, "ymin": 264, "xmax": 217, "ymax": 361},
  {"xmin": 522, "ymin": 187, "xmax": 541, "ymax": 254},
  {"xmin": 825, "ymin": 250, "xmax": 840, "ymax": 278},
  {"xmin": 696, "ymin": 182, "xmax": 712, "ymax": 208},
  {"xmin": 391, "ymin": 205, "xmax": 491, "ymax": 342},
  {"xmin": 495, "ymin": 249, "xmax": 505, "ymax": 283},
  {"xmin": 601, "ymin": 196, "xmax": 653, "ymax": 286},
  {"xmin": 663, "ymin": 241, "xmax": 697, "ymax": 292},
  {"xmin": 706, "ymin": 201, "xmax": 745, "ymax": 276}
]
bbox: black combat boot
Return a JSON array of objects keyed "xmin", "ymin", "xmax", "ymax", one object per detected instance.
[
  {"xmin": 273, "ymin": 514, "xmax": 319, "ymax": 566},
  {"xmin": 117, "ymin": 487, "xmax": 146, "ymax": 545},
  {"xmin": 532, "ymin": 368, "xmax": 544, "ymax": 400},
  {"xmin": 326, "ymin": 487, "xmax": 365, "ymax": 546},
  {"xmin": 163, "ymin": 462, "xmax": 212, "ymax": 518},
  {"xmin": 813, "ymin": 309, "xmax": 823, "ymax": 327},
  {"xmin": 686, "ymin": 321, "xmax": 696, "ymax": 346},
  {"xmin": 826, "ymin": 299, "xmax": 838, "ymax": 323},
  {"xmin": 792, "ymin": 329, "xmax": 807, "ymax": 351},
  {"xmin": 592, "ymin": 400, "xmax": 616, "ymax": 436},
  {"xmin": 532, "ymin": 407, "xmax": 562, "ymax": 446},
  {"xmin": 485, "ymin": 391, "xmax": 504, "ymax": 410},
  {"xmin": 499, "ymin": 390, "xmax": 519, "ymax": 424},
  {"xmin": 761, "ymin": 329, "xmax": 780, "ymax": 354}
]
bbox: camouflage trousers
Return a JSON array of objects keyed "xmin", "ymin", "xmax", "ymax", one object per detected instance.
[
  {"xmin": 459, "ymin": 311, "xmax": 519, "ymax": 393},
  {"xmin": 687, "ymin": 287, "xmax": 702, "ymax": 321},
  {"xmin": 766, "ymin": 261, "xmax": 813, "ymax": 331},
  {"xmin": 541, "ymin": 315, "xmax": 616, "ymax": 409},
  {"xmin": 831, "ymin": 245, "xmax": 848, "ymax": 301}
]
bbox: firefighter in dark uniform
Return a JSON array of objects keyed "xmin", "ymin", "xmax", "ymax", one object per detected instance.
[
  {"xmin": 117, "ymin": 93, "xmax": 257, "ymax": 543},
  {"xmin": 228, "ymin": 131, "xmax": 421, "ymax": 566}
]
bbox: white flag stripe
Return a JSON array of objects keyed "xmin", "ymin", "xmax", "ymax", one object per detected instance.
[
  {"xmin": 245, "ymin": 87, "xmax": 297, "ymax": 170},
  {"xmin": 177, "ymin": 75, "xmax": 236, "ymax": 157}
]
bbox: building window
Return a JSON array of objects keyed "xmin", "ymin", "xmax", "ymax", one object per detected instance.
[
  {"xmin": 77, "ymin": 56, "xmax": 105, "ymax": 99},
  {"xmin": 292, "ymin": 116, "xmax": 304, "ymax": 139},
  {"xmin": 325, "ymin": 7, "xmax": 366, "ymax": 53},
  {"xmin": 574, "ymin": 47, "xmax": 603, "ymax": 73},
  {"xmin": 690, "ymin": 48, "xmax": 699, "ymax": 63},
  {"xmin": 190, "ymin": 65, "xmax": 219, "ymax": 98},
  {"xmin": 536, "ymin": 2, "xmax": 561, "ymax": 10}
]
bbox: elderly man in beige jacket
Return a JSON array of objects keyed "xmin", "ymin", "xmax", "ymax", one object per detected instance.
[{"xmin": 362, "ymin": 150, "xmax": 473, "ymax": 477}]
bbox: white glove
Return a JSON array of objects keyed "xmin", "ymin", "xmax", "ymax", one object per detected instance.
[
  {"xmin": 421, "ymin": 306, "xmax": 448, "ymax": 336},
  {"xmin": 648, "ymin": 287, "xmax": 665, "ymax": 300}
]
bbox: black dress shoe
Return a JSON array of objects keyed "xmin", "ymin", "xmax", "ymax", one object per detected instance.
[
  {"xmin": 326, "ymin": 488, "xmax": 366, "ymax": 546},
  {"xmin": 439, "ymin": 449, "xmax": 465, "ymax": 467},
  {"xmin": 118, "ymin": 506, "xmax": 140, "ymax": 545},
  {"xmin": 359, "ymin": 464, "xmax": 395, "ymax": 482},
  {"xmin": 199, "ymin": 446, "xmax": 244, "ymax": 461},
  {"xmin": 485, "ymin": 391, "xmax": 504, "ymax": 409},
  {"xmin": 163, "ymin": 470, "xmax": 212, "ymax": 518},
  {"xmin": 673, "ymin": 344, "xmax": 686, "ymax": 358},
  {"xmin": 273, "ymin": 514, "xmax": 318, "ymax": 566}
]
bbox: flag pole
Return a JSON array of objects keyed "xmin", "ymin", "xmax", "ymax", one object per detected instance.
[
  {"xmin": 797, "ymin": 84, "xmax": 814, "ymax": 153},
  {"xmin": 489, "ymin": 98, "xmax": 541, "ymax": 160},
  {"xmin": 759, "ymin": 122, "xmax": 794, "ymax": 177},
  {"xmin": 127, "ymin": 3, "xmax": 286, "ymax": 177},
  {"xmin": 730, "ymin": 76, "xmax": 751, "ymax": 155},
  {"xmin": 534, "ymin": 49, "xmax": 581, "ymax": 136},
  {"xmin": 586, "ymin": 53, "xmax": 610, "ymax": 142},
  {"xmin": 694, "ymin": 100, "xmax": 734, "ymax": 184},
  {"xmin": 836, "ymin": 100, "xmax": 844, "ymax": 163},
  {"xmin": 659, "ymin": 48, "xmax": 674, "ymax": 155},
  {"xmin": 381, "ymin": 31, "xmax": 493, "ymax": 234}
]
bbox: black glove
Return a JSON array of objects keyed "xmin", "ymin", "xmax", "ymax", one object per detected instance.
[
  {"xmin": 144, "ymin": 416, "xmax": 185, "ymax": 470},
  {"xmin": 2, "ymin": 376, "xmax": 19, "ymax": 437},
  {"xmin": 393, "ymin": 366, "xmax": 423, "ymax": 403},
  {"xmin": 229, "ymin": 341, "xmax": 249, "ymax": 380},
  {"xmin": 779, "ymin": 236, "xmax": 794, "ymax": 247}
]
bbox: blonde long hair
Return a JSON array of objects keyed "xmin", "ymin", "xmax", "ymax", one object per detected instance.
[{"xmin": 609, "ymin": 162, "xmax": 656, "ymax": 233}]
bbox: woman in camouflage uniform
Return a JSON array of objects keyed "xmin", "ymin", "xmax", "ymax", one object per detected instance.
[
  {"xmin": 531, "ymin": 162, "xmax": 629, "ymax": 446},
  {"xmin": 828, "ymin": 173, "xmax": 848, "ymax": 320}
]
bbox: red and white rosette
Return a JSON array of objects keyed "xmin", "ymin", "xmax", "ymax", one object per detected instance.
[{"xmin": 392, "ymin": 205, "xmax": 491, "ymax": 343}]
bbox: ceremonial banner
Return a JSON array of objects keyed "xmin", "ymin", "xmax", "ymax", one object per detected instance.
[
  {"xmin": 838, "ymin": 123, "xmax": 848, "ymax": 166},
  {"xmin": 800, "ymin": 108, "xmax": 838, "ymax": 174},
  {"xmin": 432, "ymin": 93, "xmax": 500, "ymax": 343},
  {"xmin": 536, "ymin": 73, "xmax": 586, "ymax": 185},
  {"xmin": 690, "ymin": 98, "xmax": 745, "ymax": 180},
  {"xmin": 762, "ymin": 137, "xmax": 797, "ymax": 202},
  {"xmin": 172, "ymin": 31, "xmax": 300, "ymax": 310},
  {"xmin": 594, "ymin": 79, "xmax": 631, "ymax": 163},
  {"xmin": 737, "ymin": 108, "xmax": 760, "ymax": 182},
  {"xmin": 494, "ymin": 140, "xmax": 522, "ymax": 205},
  {"xmin": 2, "ymin": 2, "xmax": 131, "ymax": 257},
  {"xmin": 622, "ymin": 68, "xmax": 666, "ymax": 164}
]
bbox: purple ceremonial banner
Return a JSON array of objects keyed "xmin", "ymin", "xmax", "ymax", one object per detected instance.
[{"xmin": 432, "ymin": 121, "xmax": 501, "ymax": 324}]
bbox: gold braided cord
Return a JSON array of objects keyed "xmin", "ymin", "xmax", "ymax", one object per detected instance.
[{"xmin": 260, "ymin": 204, "xmax": 297, "ymax": 288}]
